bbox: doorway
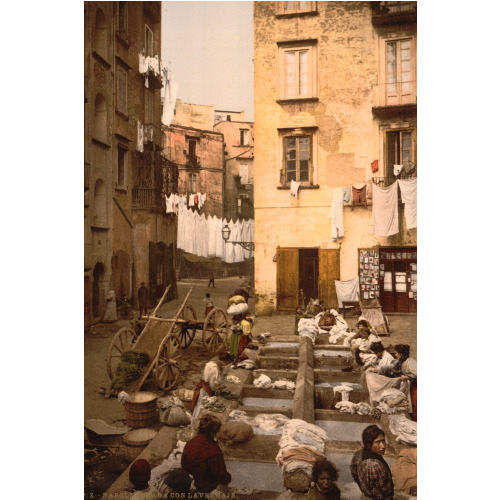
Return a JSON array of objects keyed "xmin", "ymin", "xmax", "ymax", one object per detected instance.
[
  {"xmin": 299, "ymin": 249, "xmax": 318, "ymax": 306},
  {"xmin": 92, "ymin": 262, "xmax": 105, "ymax": 318}
]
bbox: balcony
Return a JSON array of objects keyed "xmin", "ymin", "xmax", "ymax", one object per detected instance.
[
  {"xmin": 372, "ymin": 82, "xmax": 417, "ymax": 116},
  {"xmin": 372, "ymin": 163, "xmax": 417, "ymax": 188},
  {"xmin": 185, "ymin": 153, "xmax": 200, "ymax": 168},
  {"xmin": 372, "ymin": 1, "xmax": 417, "ymax": 26},
  {"xmin": 138, "ymin": 53, "xmax": 163, "ymax": 90},
  {"xmin": 144, "ymin": 123, "xmax": 165, "ymax": 150},
  {"xmin": 132, "ymin": 187, "xmax": 163, "ymax": 211}
]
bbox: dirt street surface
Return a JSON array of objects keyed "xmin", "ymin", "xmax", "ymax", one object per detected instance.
[{"xmin": 84, "ymin": 277, "xmax": 416, "ymax": 498}]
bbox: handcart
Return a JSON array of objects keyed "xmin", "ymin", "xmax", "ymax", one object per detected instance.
[{"xmin": 358, "ymin": 291, "xmax": 390, "ymax": 336}]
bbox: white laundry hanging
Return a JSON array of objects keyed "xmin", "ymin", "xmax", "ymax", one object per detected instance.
[
  {"xmin": 330, "ymin": 188, "xmax": 344, "ymax": 241},
  {"xmin": 397, "ymin": 178, "xmax": 417, "ymax": 229},
  {"xmin": 334, "ymin": 277, "xmax": 360, "ymax": 308},
  {"xmin": 290, "ymin": 180, "xmax": 300, "ymax": 197},
  {"xmin": 372, "ymin": 182, "xmax": 399, "ymax": 236}
]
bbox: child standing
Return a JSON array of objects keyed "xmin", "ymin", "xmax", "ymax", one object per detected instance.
[{"xmin": 204, "ymin": 292, "xmax": 214, "ymax": 316}]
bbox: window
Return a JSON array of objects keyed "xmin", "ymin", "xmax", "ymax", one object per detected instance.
[
  {"xmin": 283, "ymin": 134, "xmax": 312, "ymax": 184},
  {"xmin": 145, "ymin": 91, "xmax": 153, "ymax": 123},
  {"xmin": 240, "ymin": 129, "xmax": 249, "ymax": 146},
  {"xmin": 189, "ymin": 173, "xmax": 197, "ymax": 193},
  {"xmin": 118, "ymin": 2, "xmax": 128, "ymax": 36},
  {"xmin": 117, "ymin": 146, "xmax": 128, "ymax": 188},
  {"xmin": 94, "ymin": 93, "xmax": 107, "ymax": 141},
  {"xmin": 239, "ymin": 163, "xmax": 248, "ymax": 184},
  {"xmin": 278, "ymin": 41, "xmax": 317, "ymax": 100},
  {"xmin": 117, "ymin": 66, "xmax": 127, "ymax": 114},
  {"xmin": 278, "ymin": 1, "xmax": 316, "ymax": 14},
  {"xmin": 188, "ymin": 139, "xmax": 197, "ymax": 156},
  {"xmin": 145, "ymin": 25, "xmax": 154, "ymax": 57},
  {"xmin": 381, "ymin": 36, "xmax": 416, "ymax": 105},
  {"xmin": 385, "ymin": 128, "xmax": 415, "ymax": 183}
]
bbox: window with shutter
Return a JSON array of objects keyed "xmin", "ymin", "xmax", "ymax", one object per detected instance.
[{"xmin": 117, "ymin": 66, "xmax": 127, "ymax": 114}]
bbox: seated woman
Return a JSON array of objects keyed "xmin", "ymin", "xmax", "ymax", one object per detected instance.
[
  {"xmin": 350, "ymin": 425, "xmax": 394, "ymax": 500},
  {"xmin": 307, "ymin": 459, "xmax": 341, "ymax": 500},
  {"xmin": 181, "ymin": 414, "xmax": 231, "ymax": 495},
  {"xmin": 349, "ymin": 326, "xmax": 381, "ymax": 366},
  {"xmin": 363, "ymin": 342, "xmax": 394, "ymax": 373},
  {"xmin": 394, "ymin": 344, "xmax": 417, "ymax": 421}
]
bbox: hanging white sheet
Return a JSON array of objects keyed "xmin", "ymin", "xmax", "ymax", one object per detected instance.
[
  {"xmin": 334, "ymin": 277, "xmax": 360, "ymax": 308},
  {"xmin": 330, "ymin": 188, "xmax": 344, "ymax": 241},
  {"xmin": 372, "ymin": 182, "xmax": 399, "ymax": 236},
  {"xmin": 397, "ymin": 178, "xmax": 417, "ymax": 229}
]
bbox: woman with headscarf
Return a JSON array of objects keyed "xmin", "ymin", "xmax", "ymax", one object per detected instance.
[
  {"xmin": 393, "ymin": 344, "xmax": 417, "ymax": 421},
  {"xmin": 181, "ymin": 414, "xmax": 231, "ymax": 494},
  {"xmin": 350, "ymin": 425, "xmax": 394, "ymax": 500}
]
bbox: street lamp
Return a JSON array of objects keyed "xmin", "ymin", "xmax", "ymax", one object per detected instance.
[{"xmin": 221, "ymin": 224, "xmax": 255, "ymax": 252}]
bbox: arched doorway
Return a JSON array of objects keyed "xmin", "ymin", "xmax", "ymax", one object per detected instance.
[
  {"xmin": 112, "ymin": 250, "xmax": 130, "ymax": 300},
  {"xmin": 92, "ymin": 262, "xmax": 105, "ymax": 318}
]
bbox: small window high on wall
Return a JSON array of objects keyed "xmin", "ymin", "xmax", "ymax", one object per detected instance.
[{"xmin": 145, "ymin": 25, "xmax": 153, "ymax": 57}]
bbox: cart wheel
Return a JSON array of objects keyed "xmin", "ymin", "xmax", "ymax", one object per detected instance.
[
  {"xmin": 155, "ymin": 333, "xmax": 182, "ymax": 391},
  {"xmin": 203, "ymin": 307, "xmax": 229, "ymax": 353},
  {"xmin": 107, "ymin": 327, "xmax": 138, "ymax": 380},
  {"xmin": 178, "ymin": 303, "xmax": 197, "ymax": 349}
]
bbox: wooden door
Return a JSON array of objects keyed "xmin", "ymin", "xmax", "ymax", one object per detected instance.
[
  {"xmin": 149, "ymin": 241, "xmax": 157, "ymax": 304},
  {"xmin": 277, "ymin": 248, "xmax": 299, "ymax": 312},
  {"xmin": 318, "ymin": 249, "xmax": 340, "ymax": 309}
]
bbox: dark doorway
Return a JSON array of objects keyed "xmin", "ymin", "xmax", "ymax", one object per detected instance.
[
  {"xmin": 112, "ymin": 250, "xmax": 130, "ymax": 300},
  {"xmin": 299, "ymin": 248, "xmax": 319, "ymax": 306},
  {"xmin": 92, "ymin": 262, "xmax": 105, "ymax": 318}
]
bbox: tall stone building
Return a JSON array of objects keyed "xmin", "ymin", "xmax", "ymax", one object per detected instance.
[
  {"xmin": 253, "ymin": 1, "xmax": 417, "ymax": 314},
  {"xmin": 84, "ymin": 1, "xmax": 177, "ymax": 329},
  {"xmin": 165, "ymin": 99, "xmax": 225, "ymax": 219},
  {"xmin": 214, "ymin": 110, "xmax": 255, "ymax": 221}
]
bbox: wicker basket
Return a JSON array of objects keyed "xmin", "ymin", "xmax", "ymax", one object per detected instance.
[
  {"xmin": 124, "ymin": 392, "xmax": 158, "ymax": 428},
  {"xmin": 122, "ymin": 428, "xmax": 157, "ymax": 462}
]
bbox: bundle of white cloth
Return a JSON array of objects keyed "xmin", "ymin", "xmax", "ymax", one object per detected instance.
[
  {"xmin": 389, "ymin": 414, "xmax": 417, "ymax": 445},
  {"xmin": 228, "ymin": 410, "xmax": 290, "ymax": 436},
  {"xmin": 278, "ymin": 419, "xmax": 328, "ymax": 454},
  {"xmin": 333, "ymin": 385, "xmax": 354, "ymax": 401}
]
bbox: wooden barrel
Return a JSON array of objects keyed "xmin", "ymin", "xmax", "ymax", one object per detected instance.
[
  {"xmin": 124, "ymin": 392, "xmax": 158, "ymax": 428},
  {"xmin": 122, "ymin": 428, "xmax": 157, "ymax": 462}
]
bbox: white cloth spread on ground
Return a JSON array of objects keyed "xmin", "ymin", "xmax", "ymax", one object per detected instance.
[
  {"xmin": 330, "ymin": 188, "xmax": 344, "ymax": 241},
  {"xmin": 389, "ymin": 414, "xmax": 417, "ymax": 445},
  {"xmin": 397, "ymin": 178, "xmax": 417, "ymax": 229},
  {"xmin": 372, "ymin": 182, "xmax": 399, "ymax": 236},
  {"xmin": 290, "ymin": 180, "xmax": 300, "ymax": 197},
  {"xmin": 333, "ymin": 385, "xmax": 354, "ymax": 401},
  {"xmin": 334, "ymin": 277, "xmax": 360, "ymax": 308}
]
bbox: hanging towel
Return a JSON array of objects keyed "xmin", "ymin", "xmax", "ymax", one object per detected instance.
[
  {"xmin": 372, "ymin": 182, "xmax": 399, "ymax": 236},
  {"xmin": 371, "ymin": 159, "xmax": 379, "ymax": 173},
  {"xmin": 352, "ymin": 184, "xmax": 367, "ymax": 210},
  {"xmin": 330, "ymin": 188, "xmax": 344, "ymax": 241},
  {"xmin": 334, "ymin": 277, "xmax": 360, "ymax": 308},
  {"xmin": 342, "ymin": 186, "xmax": 351, "ymax": 204},
  {"xmin": 397, "ymin": 179, "xmax": 417, "ymax": 229},
  {"xmin": 393, "ymin": 164, "xmax": 403, "ymax": 176},
  {"xmin": 290, "ymin": 180, "xmax": 300, "ymax": 197}
]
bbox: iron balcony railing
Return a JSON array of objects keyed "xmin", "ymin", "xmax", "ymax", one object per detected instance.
[
  {"xmin": 132, "ymin": 187, "xmax": 164, "ymax": 210},
  {"xmin": 185, "ymin": 154, "xmax": 200, "ymax": 167}
]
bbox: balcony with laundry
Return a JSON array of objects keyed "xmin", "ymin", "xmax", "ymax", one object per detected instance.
[
  {"xmin": 371, "ymin": 1, "xmax": 417, "ymax": 26},
  {"xmin": 143, "ymin": 123, "xmax": 165, "ymax": 150},
  {"xmin": 138, "ymin": 51, "xmax": 163, "ymax": 90}
]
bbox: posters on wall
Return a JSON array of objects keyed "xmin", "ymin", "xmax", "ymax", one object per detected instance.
[{"xmin": 359, "ymin": 249, "xmax": 380, "ymax": 300}]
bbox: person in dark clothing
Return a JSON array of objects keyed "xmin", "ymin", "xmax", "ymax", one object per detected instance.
[
  {"xmin": 307, "ymin": 459, "xmax": 341, "ymax": 500},
  {"xmin": 138, "ymin": 282, "xmax": 149, "ymax": 317},
  {"xmin": 350, "ymin": 425, "xmax": 394, "ymax": 500},
  {"xmin": 208, "ymin": 269, "xmax": 215, "ymax": 288},
  {"xmin": 181, "ymin": 414, "xmax": 231, "ymax": 494}
]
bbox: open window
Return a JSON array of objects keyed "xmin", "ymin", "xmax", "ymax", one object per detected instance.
[{"xmin": 279, "ymin": 127, "xmax": 317, "ymax": 186}]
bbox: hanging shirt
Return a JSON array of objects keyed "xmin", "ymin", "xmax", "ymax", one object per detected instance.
[
  {"xmin": 330, "ymin": 188, "xmax": 344, "ymax": 241},
  {"xmin": 342, "ymin": 186, "xmax": 352, "ymax": 204},
  {"xmin": 371, "ymin": 159, "xmax": 379, "ymax": 173},
  {"xmin": 351, "ymin": 184, "xmax": 367, "ymax": 210},
  {"xmin": 393, "ymin": 164, "xmax": 403, "ymax": 176},
  {"xmin": 372, "ymin": 182, "xmax": 399, "ymax": 237},
  {"xmin": 397, "ymin": 179, "xmax": 417, "ymax": 229},
  {"xmin": 290, "ymin": 180, "xmax": 300, "ymax": 197}
]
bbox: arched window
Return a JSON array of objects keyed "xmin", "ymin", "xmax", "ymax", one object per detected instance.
[
  {"xmin": 94, "ymin": 94, "xmax": 107, "ymax": 142},
  {"xmin": 93, "ymin": 179, "xmax": 107, "ymax": 227},
  {"xmin": 94, "ymin": 8, "xmax": 108, "ymax": 58}
]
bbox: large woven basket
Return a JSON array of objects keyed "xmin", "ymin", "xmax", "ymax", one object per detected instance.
[
  {"xmin": 124, "ymin": 392, "xmax": 158, "ymax": 428},
  {"xmin": 122, "ymin": 428, "xmax": 157, "ymax": 462}
]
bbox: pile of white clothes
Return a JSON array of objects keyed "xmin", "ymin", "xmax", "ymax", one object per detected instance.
[
  {"xmin": 227, "ymin": 301, "xmax": 249, "ymax": 316},
  {"xmin": 335, "ymin": 401, "xmax": 377, "ymax": 416},
  {"xmin": 297, "ymin": 318, "xmax": 319, "ymax": 344},
  {"xmin": 228, "ymin": 410, "xmax": 290, "ymax": 436},
  {"xmin": 253, "ymin": 375, "xmax": 295, "ymax": 391},
  {"xmin": 149, "ymin": 440, "xmax": 186, "ymax": 495},
  {"xmin": 333, "ymin": 385, "xmax": 354, "ymax": 401},
  {"xmin": 234, "ymin": 359, "xmax": 255, "ymax": 370},
  {"xmin": 276, "ymin": 420, "xmax": 328, "ymax": 477},
  {"xmin": 389, "ymin": 414, "xmax": 417, "ymax": 445},
  {"xmin": 377, "ymin": 388, "xmax": 410, "ymax": 414},
  {"xmin": 177, "ymin": 206, "xmax": 254, "ymax": 263}
]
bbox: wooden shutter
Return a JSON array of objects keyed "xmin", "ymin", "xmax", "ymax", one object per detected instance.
[
  {"xmin": 276, "ymin": 248, "xmax": 299, "ymax": 311},
  {"xmin": 318, "ymin": 249, "xmax": 340, "ymax": 309}
]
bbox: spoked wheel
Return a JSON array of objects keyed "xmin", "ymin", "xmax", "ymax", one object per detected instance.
[
  {"xmin": 177, "ymin": 303, "xmax": 197, "ymax": 349},
  {"xmin": 107, "ymin": 327, "xmax": 138, "ymax": 380},
  {"xmin": 155, "ymin": 333, "xmax": 182, "ymax": 391},
  {"xmin": 203, "ymin": 307, "xmax": 229, "ymax": 353}
]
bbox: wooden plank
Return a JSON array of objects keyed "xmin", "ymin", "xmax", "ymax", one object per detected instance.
[
  {"xmin": 318, "ymin": 249, "xmax": 340, "ymax": 309},
  {"xmin": 277, "ymin": 248, "xmax": 299, "ymax": 311}
]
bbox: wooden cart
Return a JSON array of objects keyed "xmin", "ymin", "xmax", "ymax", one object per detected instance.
[
  {"xmin": 359, "ymin": 291, "xmax": 390, "ymax": 336},
  {"xmin": 107, "ymin": 285, "xmax": 230, "ymax": 392}
]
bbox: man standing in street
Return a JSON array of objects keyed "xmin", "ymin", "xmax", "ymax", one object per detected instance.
[{"xmin": 138, "ymin": 282, "xmax": 149, "ymax": 318}]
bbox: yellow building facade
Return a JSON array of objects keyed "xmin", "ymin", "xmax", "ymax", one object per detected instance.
[{"xmin": 253, "ymin": 1, "xmax": 417, "ymax": 315}]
